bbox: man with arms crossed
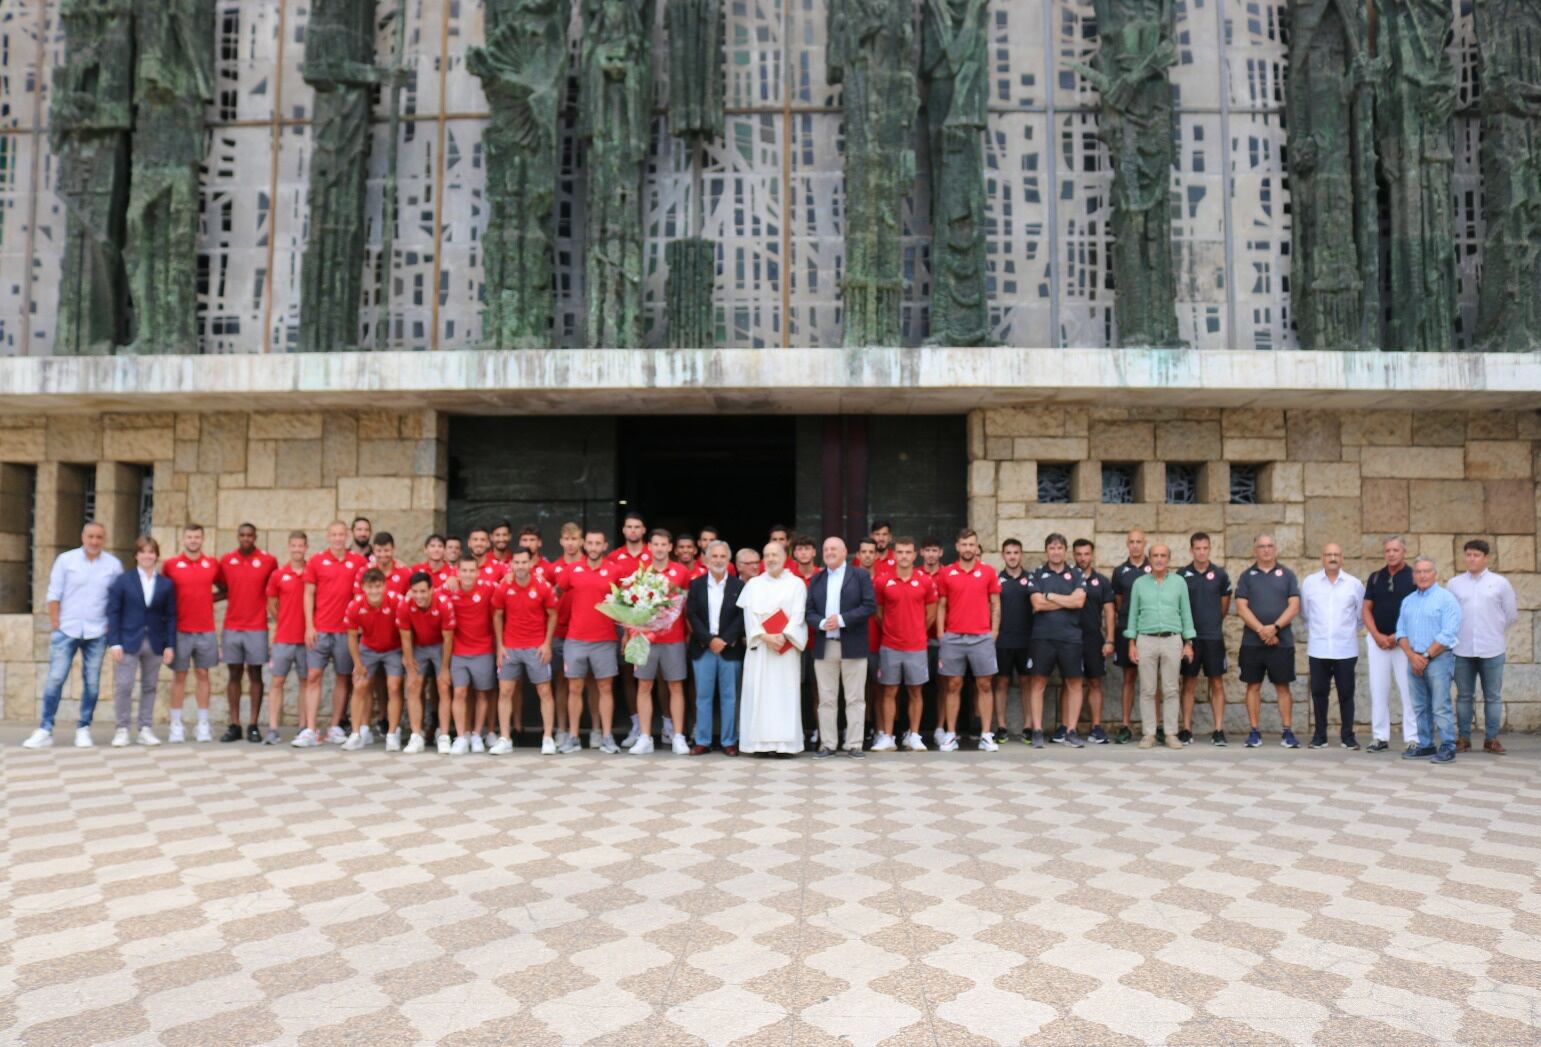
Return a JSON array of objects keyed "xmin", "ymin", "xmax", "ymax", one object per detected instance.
[
  {"xmin": 341, "ymin": 569, "xmax": 404, "ymax": 751},
  {"xmin": 268, "ymin": 532, "xmax": 313, "ymax": 746},
  {"xmin": 936, "ymin": 528, "xmax": 1001, "ymax": 752},
  {"xmin": 563, "ymin": 529, "xmax": 624, "ymax": 752},
  {"xmin": 993, "ymin": 538, "xmax": 1033, "ymax": 745},
  {"xmin": 871, "ymin": 537, "xmax": 937, "ymax": 751},
  {"xmin": 1362, "ymin": 536, "xmax": 1419, "ymax": 753},
  {"xmin": 164, "ymin": 523, "xmax": 224, "ymax": 742},
  {"xmin": 1178, "ymin": 532, "xmax": 1231, "ymax": 746},
  {"xmin": 399, "ymin": 571, "xmax": 456, "ymax": 753},
  {"xmin": 1110, "ymin": 529, "xmax": 1152, "ymax": 743},
  {"xmin": 1235, "ymin": 533, "xmax": 1302, "ymax": 749},
  {"xmin": 220, "ymin": 523, "xmax": 276, "ymax": 743},
  {"xmin": 493, "ymin": 548, "xmax": 559, "ymax": 754},
  {"xmin": 1070, "ymin": 539, "xmax": 1113, "ymax": 744},
  {"xmin": 303, "ymin": 521, "xmax": 369, "ymax": 743},
  {"xmin": 1027, "ymin": 534, "xmax": 1087, "ymax": 748}
]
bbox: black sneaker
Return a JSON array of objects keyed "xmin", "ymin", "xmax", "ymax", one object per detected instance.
[
  {"xmin": 1211, "ymin": 730, "xmax": 1227, "ymax": 747},
  {"xmin": 842, "ymin": 748, "xmax": 866, "ymax": 759},
  {"xmin": 1051, "ymin": 725, "xmax": 1067, "ymax": 743},
  {"xmin": 1115, "ymin": 725, "xmax": 1132, "ymax": 745},
  {"xmin": 1155, "ymin": 726, "xmax": 1166, "ymax": 744},
  {"xmin": 246, "ymin": 725, "xmax": 261, "ymax": 743},
  {"xmin": 813, "ymin": 747, "xmax": 837, "ymax": 760},
  {"xmin": 1365, "ymin": 739, "xmax": 1389, "ymax": 753},
  {"xmin": 1308, "ymin": 735, "xmax": 1328, "ymax": 749},
  {"xmin": 1177, "ymin": 729, "xmax": 1192, "ymax": 745},
  {"xmin": 220, "ymin": 724, "xmax": 243, "ymax": 743},
  {"xmin": 1341, "ymin": 736, "xmax": 1361, "ymax": 750},
  {"xmin": 993, "ymin": 728, "xmax": 1008, "ymax": 743},
  {"xmin": 1402, "ymin": 745, "xmax": 1437, "ymax": 759}
]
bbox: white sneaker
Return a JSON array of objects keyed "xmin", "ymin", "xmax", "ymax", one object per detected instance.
[
  {"xmin": 168, "ymin": 720, "xmax": 186, "ymax": 743},
  {"xmin": 112, "ymin": 728, "xmax": 131, "ymax": 748},
  {"xmin": 450, "ymin": 737, "xmax": 470, "ymax": 755},
  {"xmin": 386, "ymin": 733, "xmax": 402, "ymax": 752},
  {"xmin": 194, "ymin": 721, "xmax": 213, "ymax": 743},
  {"xmin": 325, "ymin": 725, "xmax": 347, "ymax": 744},
  {"xmin": 21, "ymin": 727, "xmax": 53, "ymax": 749},
  {"xmin": 557, "ymin": 735, "xmax": 581, "ymax": 754},
  {"xmin": 978, "ymin": 733, "xmax": 999, "ymax": 752},
  {"xmin": 489, "ymin": 736, "xmax": 513, "ymax": 755},
  {"xmin": 672, "ymin": 734, "xmax": 690, "ymax": 755},
  {"xmin": 620, "ymin": 728, "xmax": 641, "ymax": 748},
  {"xmin": 358, "ymin": 726, "xmax": 373, "ymax": 747},
  {"xmin": 290, "ymin": 727, "xmax": 317, "ymax": 748},
  {"xmin": 469, "ymin": 733, "xmax": 486, "ymax": 754},
  {"xmin": 541, "ymin": 736, "xmax": 557, "ymax": 755},
  {"xmin": 904, "ymin": 732, "xmax": 927, "ymax": 752},
  {"xmin": 939, "ymin": 732, "xmax": 959, "ymax": 752},
  {"xmin": 590, "ymin": 730, "xmax": 603, "ymax": 750},
  {"xmin": 870, "ymin": 732, "xmax": 897, "ymax": 752},
  {"xmin": 932, "ymin": 726, "xmax": 944, "ymax": 748},
  {"xmin": 554, "ymin": 729, "xmax": 570, "ymax": 748},
  {"xmin": 341, "ymin": 732, "xmax": 365, "ymax": 751},
  {"xmin": 436, "ymin": 733, "xmax": 452, "ymax": 755},
  {"xmin": 661, "ymin": 718, "xmax": 675, "ymax": 743},
  {"xmin": 599, "ymin": 735, "xmax": 621, "ymax": 754},
  {"xmin": 629, "ymin": 734, "xmax": 655, "ymax": 754},
  {"xmin": 404, "ymin": 733, "xmax": 425, "ymax": 754},
  {"xmin": 138, "ymin": 726, "xmax": 162, "ymax": 746},
  {"xmin": 75, "ymin": 727, "xmax": 95, "ymax": 748}
]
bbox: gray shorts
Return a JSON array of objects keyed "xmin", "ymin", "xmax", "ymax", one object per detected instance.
[
  {"xmin": 271, "ymin": 642, "xmax": 307, "ymax": 679},
  {"xmin": 222, "ymin": 629, "xmax": 269, "ymax": 666},
  {"xmin": 451, "ymin": 652, "xmax": 496, "ymax": 690},
  {"xmin": 307, "ymin": 631, "xmax": 353, "ymax": 675},
  {"xmin": 636, "ymin": 641, "xmax": 687, "ymax": 682},
  {"xmin": 499, "ymin": 647, "xmax": 554, "ymax": 684},
  {"xmin": 360, "ymin": 645, "xmax": 404, "ymax": 678},
  {"xmin": 938, "ymin": 632, "xmax": 998, "ymax": 677},
  {"xmin": 411, "ymin": 643, "xmax": 444, "ymax": 676},
  {"xmin": 878, "ymin": 647, "xmax": 928, "ymax": 686},
  {"xmin": 173, "ymin": 631, "xmax": 218, "ymax": 672},
  {"xmin": 564, "ymin": 639, "xmax": 619, "ymax": 680}
]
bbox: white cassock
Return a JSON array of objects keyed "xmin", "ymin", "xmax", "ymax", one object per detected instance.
[{"xmin": 737, "ymin": 569, "xmax": 809, "ymax": 754}]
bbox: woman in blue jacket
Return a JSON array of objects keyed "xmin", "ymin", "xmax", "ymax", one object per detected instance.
[{"xmin": 105, "ymin": 537, "xmax": 177, "ymax": 746}]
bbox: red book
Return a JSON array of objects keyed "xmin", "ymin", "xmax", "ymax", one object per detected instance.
[{"xmin": 761, "ymin": 609, "xmax": 794, "ymax": 655}]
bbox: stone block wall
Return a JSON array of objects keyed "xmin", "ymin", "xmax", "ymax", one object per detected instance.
[
  {"xmin": 0, "ymin": 409, "xmax": 448, "ymax": 727},
  {"xmin": 967, "ymin": 406, "xmax": 1541, "ymax": 733}
]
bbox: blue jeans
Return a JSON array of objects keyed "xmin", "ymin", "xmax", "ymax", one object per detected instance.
[
  {"xmin": 40, "ymin": 632, "xmax": 108, "ymax": 730},
  {"xmin": 693, "ymin": 651, "xmax": 740, "ymax": 747},
  {"xmin": 1454, "ymin": 654, "xmax": 1505, "ymax": 741},
  {"xmin": 1407, "ymin": 650, "xmax": 1456, "ymax": 751}
]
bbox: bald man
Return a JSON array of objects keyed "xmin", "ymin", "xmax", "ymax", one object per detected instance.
[{"xmin": 1298, "ymin": 543, "xmax": 1364, "ymax": 749}]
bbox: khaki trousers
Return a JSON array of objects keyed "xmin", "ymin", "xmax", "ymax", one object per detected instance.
[
  {"xmin": 1136, "ymin": 634, "xmax": 1182, "ymax": 737},
  {"xmin": 815, "ymin": 646, "xmax": 867, "ymax": 750}
]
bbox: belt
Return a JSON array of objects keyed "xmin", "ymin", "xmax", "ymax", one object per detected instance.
[{"xmin": 1140, "ymin": 632, "xmax": 1178, "ymax": 638}]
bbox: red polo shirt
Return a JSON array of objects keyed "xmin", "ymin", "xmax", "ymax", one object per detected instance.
[
  {"xmin": 356, "ymin": 561, "xmax": 414, "ymax": 597},
  {"xmin": 304, "ymin": 550, "xmax": 370, "ymax": 632},
  {"xmin": 563, "ymin": 561, "xmax": 622, "ymax": 643},
  {"xmin": 446, "ymin": 580, "xmax": 497, "ymax": 656},
  {"xmin": 494, "ymin": 576, "xmax": 558, "ymax": 649},
  {"xmin": 266, "ymin": 564, "xmax": 308, "ymax": 645},
  {"xmin": 344, "ymin": 593, "xmax": 403, "ymax": 652},
  {"xmin": 937, "ymin": 562, "xmax": 1002, "ymax": 635},
  {"xmin": 219, "ymin": 549, "xmax": 277, "ymax": 631},
  {"xmin": 877, "ymin": 571, "xmax": 937, "ymax": 652},
  {"xmin": 397, "ymin": 593, "xmax": 456, "ymax": 647},
  {"xmin": 651, "ymin": 561, "xmax": 691, "ymax": 644},
  {"xmin": 164, "ymin": 553, "xmax": 224, "ymax": 633},
  {"xmin": 546, "ymin": 557, "xmax": 584, "ymax": 637}
]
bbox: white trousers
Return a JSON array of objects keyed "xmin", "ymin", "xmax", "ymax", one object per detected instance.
[
  {"xmin": 814, "ymin": 647, "xmax": 868, "ymax": 751},
  {"xmin": 1366, "ymin": 641, "xmax": 1417, "ymax": 745}
]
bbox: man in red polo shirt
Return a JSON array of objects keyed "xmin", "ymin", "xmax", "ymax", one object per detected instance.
[
  {"xmin": 546, "ymin": 522, "xmax": 586, "ymax": 751},
  {"xmin": 630, "ymin": 530, "xmax": 692, "ymax": 755},
  {"xmin": 936, "ymin": 528, "xmax": 1002, "ymax": 752},
  {"xmin": 164, "ymin": 523, "xmax": 225, "ymax": 743},
  {"xmin": 674, "ymin": 534, "xmax": 706, "ymax": 580},
  {"xmin": 445, "ymin": 556, "xmax": 497, "ymax": 754},
  {"xmin": 870, "ymin": 521, "xmax": 898, "ymax": 577},
  {"xmin": 219, "ymin": 523, "xmax": 277, "ymax": 743},
  {"xmin": 341, "ymin": 569, "xmax": 404, "ymax": 751},
  {"xmin": 561, "ymin": 529, "xmax": 623, "ymax": 752},
  {"xmin": 872, "ymin": 537, "xmax": 937, "ymax": 752},
  {"xmin": 303, "ymin": 521, "xmax": 369, "ymax": 743},
  {"xmin": 604, "ymin": 511, "xmax": 649, "ymax": 744},
  {"xmin": 397, "ymin": 571, "xmax": 455, "ymax": 753},
  {"xmin": 489, "ymin": 520, "xmax": 515, "ymax": 566},
  {"xmin": 266, "ymin": 531, "xmax": 311, "ymax": 746},
  {"xmin": 788, "ymin": 536, "xmax": 820, "ymax": 584},
  {"xmin": 413, "ymin": 534, "xmax": 455, "ymax": 589},
  {"xmin": 517, "ymin": 524, "xmax": 551, "ymax": 578},
  {"xmin": 359, "ymin": 533, "xmax": 413, "ymax": 596},
  {"xmin": 493, "ymin": 548, "xmax": 559, "ymax": 754},
  {"xmin": 466, "ymin": 526, "xmax": 508, "ymax": 586}
]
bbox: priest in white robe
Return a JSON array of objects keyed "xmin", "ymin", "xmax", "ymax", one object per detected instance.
[{"xmin": 736, "ymin": 542, "xmax": 809, "ymax": 754}]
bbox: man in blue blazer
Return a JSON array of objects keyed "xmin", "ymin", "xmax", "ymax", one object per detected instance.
[
  {"xmin": 106, "ymin": 537, "xmax": 177, "ymax": 746},
  {"xmin": 806, "ymin": 537, "xmax": 877, "ymax": 757}
]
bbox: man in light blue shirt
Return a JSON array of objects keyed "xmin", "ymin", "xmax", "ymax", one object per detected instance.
[
  {"xmin": 1394, "ymin": 556, "xmax": 1463, "ymax": 763},
  {"xmin": 23, "ymin": 521, "xmax": 124, "ymax": 749}
]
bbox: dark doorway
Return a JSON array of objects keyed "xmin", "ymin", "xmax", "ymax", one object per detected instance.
[{"xmin": 616, "ymin": 417, "xmax": 797, "ymax": 548}]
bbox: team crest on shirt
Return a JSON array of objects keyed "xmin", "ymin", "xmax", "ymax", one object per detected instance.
[
  {"xmin": 1019, "ymin": 578, "xmax": 1028, "ymax": 586},
  {"xmin": 1090, "ymin": 578, "xmax": 1099, "ymax": 586},
  {"xmin": 1063, "ymin": 572, "xmax": 1071, "ymax": 581},
  {"xmin": 1274, "ymin": 569, "xmax": 1283, "ymax": 577},
  {"xmin": 972, "ymin": 569, "xmax": 981, "ymax": 578},
  {"xmin": 1206, "ymin": 571, "xmax": 1215, "ymax": 580}
]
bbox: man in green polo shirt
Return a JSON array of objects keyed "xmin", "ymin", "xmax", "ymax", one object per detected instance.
[{"xmin": 1124, "ymin": 544, "xmax": 1195, "ymax": 750}]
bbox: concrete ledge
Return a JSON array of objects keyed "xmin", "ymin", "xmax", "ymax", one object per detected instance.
[{"xmin": 2, "ymin": 348, "xmax": 1541, "ymax": 413}]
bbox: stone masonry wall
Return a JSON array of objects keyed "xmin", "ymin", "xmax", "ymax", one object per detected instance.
[
  {"xmin": 967, "ymin": 406, "xmax": 1541, "ymax": 733},
  {"xmin": 0, "ymin": 409, "xmax": 448, "ymax": 728}
]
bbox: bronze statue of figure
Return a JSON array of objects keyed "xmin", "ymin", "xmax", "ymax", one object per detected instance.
[
  {"xmin": 1286, "ymin": 0, "xmax": 1380, "ymax": 349},
  {"xmin": 1077, "ymin": 0, "xmax": 1182, "ymax": 347},
  {"xmin": 580, "ymin": 0, "xmax": 653, "ymax": 348},
  {"xmin": 470, "ymin": 0, "xmax": 569, "ymax": 349},
  {"xmin": 1476, "ymin": 0, "xmax": 1541, "ymax": 351},
  {"xmin": 52, "ymin": 0, "xmax": 136, "ymax": 356},
  {"xmin": 1376, "ymin": 0, "xmax": 1458, "ymax": 351},
  {"xmin": 668, "ymin": 0, "xmax": 724, "ymax": 143},
  {"xmin": 829, "ymin": 0, "xmax": 918, "ymax": 347},
  {"xmin": 297, "ymin": 0, "xmax": 380, "ymax": 352},
  {"xmin": 125, "ymin": 0, "xmax": 213, "ymax": 354},
  {"xmin": 922, "ymin": 0, "xmax": 991, "ymax": 346}
]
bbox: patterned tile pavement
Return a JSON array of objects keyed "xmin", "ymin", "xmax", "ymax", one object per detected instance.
[{"xmin": 4, "ymin": 727, "xmax": 1541, "ymax": 1046}]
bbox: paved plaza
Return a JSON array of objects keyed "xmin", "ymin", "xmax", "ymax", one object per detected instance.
[{"xmin": 3, "ymin": 729, "xmax": 1540, "ymax": 1046}]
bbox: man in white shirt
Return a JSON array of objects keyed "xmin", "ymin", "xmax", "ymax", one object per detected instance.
[
  {"xmin": 1298, "ymin": 543, "xmax": 1365, "ymax": 750},
  {"xmin": 23, "ymin": 521, "xmax": 124, "ymax": 748},
  {"xmin": 1447, "ymin": 539, "xmax": 1518, "ymax": 754},
  {"xmin": 685, "ymin": 541, "xmax": 745, "ymax": 754},
  {"xmin": 806, "ymin": 537, "xmax": 877, "ymax": 758}
]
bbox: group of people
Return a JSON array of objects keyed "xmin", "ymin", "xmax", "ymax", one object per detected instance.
[{"xmin": 19, "ymin": 514, "xmax": 1517, "ymax": 765}]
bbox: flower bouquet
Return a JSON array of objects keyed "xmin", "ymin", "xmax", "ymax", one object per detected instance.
[{"xmin": 595, "ymin": 563, "xmax": 686, "ymax": 665}]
